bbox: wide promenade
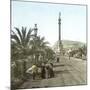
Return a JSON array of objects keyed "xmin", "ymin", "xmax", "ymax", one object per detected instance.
[{"xmin": 19, "ymin": 56, "xmax": 87, "ymax": 89}]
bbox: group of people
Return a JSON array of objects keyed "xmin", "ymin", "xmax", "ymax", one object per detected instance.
[{"xmin": 26, "ymin": 62, "xmax": 54, "ymax": 80}]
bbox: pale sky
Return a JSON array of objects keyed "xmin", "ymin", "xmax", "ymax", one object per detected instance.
[{"xmin": 12, "ymin": 1, "xmax": 86, "ymax": 46}]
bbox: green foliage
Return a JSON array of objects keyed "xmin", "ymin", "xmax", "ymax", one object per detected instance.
[
  {"xmin": 11, "ymin": 27, "xmax": 55, "ymax": 63},
  {"xmin": 69, "ymin": 44, "xmax": 87, "ymax": 59},
  {"xmin": 11, "ymin": 26, "xmax": 55, "ymax": 89},
  {"xmin": 45, "ymin": 47, "xmax": 55, "ymax": 62},
  {"xmin": 11, "ymin": 27, "xmax": 33, "ymax": 61}
]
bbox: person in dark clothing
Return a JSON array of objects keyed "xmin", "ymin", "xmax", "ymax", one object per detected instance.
[
  {"xmin": 49, "ymin": 63, "xmax": 54, "ymax": 78},
  {"xmin": 45, "ymin": 64, "xmax": 50, "ymax": 79},
  {"xmin": 57, "ymin": 57, "xmax": 59, "ymax": 62},
  {"xmin": 41, "ymin": 63, "xmax": 46, "ymax": 79}
]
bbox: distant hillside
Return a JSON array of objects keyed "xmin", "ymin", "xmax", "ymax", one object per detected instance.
[{"xmin": 52, "ymin": 40, "xmax": 86, "ymax": 51}]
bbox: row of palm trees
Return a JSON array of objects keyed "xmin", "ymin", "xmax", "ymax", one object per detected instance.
[
  {"xmin": 11, "ymin": 26, "xmax": 55, "ymax": 89},
  {"xmin": 11, "ymin": 26, "xmax": 55, "ymax": 62},
  {"xmin": 11, "ymin": 26, "xmax": 55, "ymax": 78}
]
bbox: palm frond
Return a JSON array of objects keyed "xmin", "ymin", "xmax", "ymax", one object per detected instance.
[
  {"xmin": 14, "ymin": 27, "xmax": 23, "ymax": 43},
  {"xmin": 22, "ymin": 27, "xmax": 26, "ymax": 40},
  {"xmin": 41, "ymin": 37, "xmax": 45, "ymax": 41},
  {"xmin": 11, "ymin": 31, "xmax": 21, "ymax": 44},
  {"xmin": 26, "ymin": 28, "xmax": 33, "ymax": 43}
]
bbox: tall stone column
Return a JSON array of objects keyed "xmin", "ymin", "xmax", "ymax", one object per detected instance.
[
  {"xmin": 57, "ymin": 12, "xmax": 63, "ymax": 62},
  {"xmin": 58, "ymin": 12, "xmax": 61, "ymax": 44},
  {"xmin": 58, "ymin": 12, "xmax": 63, "ymax": 52}
]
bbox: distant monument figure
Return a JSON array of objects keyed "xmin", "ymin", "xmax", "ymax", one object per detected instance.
[{"xmin": 57, "ymin": 12, "xmax": 63, "ymax": 62}]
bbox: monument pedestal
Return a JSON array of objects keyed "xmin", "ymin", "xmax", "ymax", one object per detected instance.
[{"xmin": 56, "ymin": 42, "xmax": 63, "ymax": 62}]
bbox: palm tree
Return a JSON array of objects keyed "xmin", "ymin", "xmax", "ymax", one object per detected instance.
[
  {"xmin": 11, "ymin": 27, "xmax": 33, "ymax": 78},
  {"xmin": 11, "ymin": 27, "xmax": 33, "ymax": 60},
  {"xmin": 44, "ymin": 47, "xmax": 55, "ymax": 62},
  {"xmin": 30, "ymin": 36, "xmax": 49, "ymax": 64}
]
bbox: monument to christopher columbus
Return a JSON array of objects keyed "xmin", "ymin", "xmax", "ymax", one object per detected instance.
[{"xmin": 56, "ymin": 12, "xmax": 63, "ymax": 62}]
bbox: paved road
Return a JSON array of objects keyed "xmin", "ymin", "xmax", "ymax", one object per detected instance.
[{"xmin": 19, "ymin": 56, "xmax": 87, "ymax": 89}]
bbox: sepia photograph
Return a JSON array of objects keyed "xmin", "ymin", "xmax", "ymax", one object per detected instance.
[{"xmin": 11, "ymin": 0, "xmax": 87, "ymax": 89}]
